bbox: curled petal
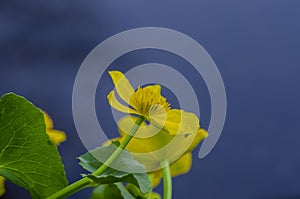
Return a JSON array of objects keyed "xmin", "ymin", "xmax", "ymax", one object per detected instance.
[
  {"xmin": 107, "ymin": 91, "xmax": 139, "ymax": 115},
  {"xmin": 108, "ymin": 71, "xmax": 135, "ymax": 105}
]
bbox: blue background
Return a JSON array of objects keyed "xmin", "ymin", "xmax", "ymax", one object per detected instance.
[{"xmin": 1, "ymin": 0, "xmax": 300, "ymax": 198}]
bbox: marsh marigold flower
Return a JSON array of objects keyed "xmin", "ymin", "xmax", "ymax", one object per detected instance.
[
  {"xmin": 0, "ymin": 111, "xmax": 66, "ymax": 197},
  {"xmin": 107, "ymin": 71, "xmax": 200, "ymax": 135},
  {"xmin": 107, "ymin": 70, "xmax": 207, "ymax": 187}
]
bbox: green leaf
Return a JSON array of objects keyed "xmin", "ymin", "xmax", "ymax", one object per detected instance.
[
  {"xmin": 0, "ymin": 93, "xmax": 68, "ymax": 198},
  {"xmin": 90, "ymin": 183, "xmax": 134, "ymax": 199},
  {"xmin": 78, "ymin": 144, "xmax": 151, "ymax": 194}
]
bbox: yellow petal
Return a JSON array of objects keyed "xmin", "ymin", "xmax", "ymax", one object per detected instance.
[
  {"xmin": 152, "ymin": 109, "xmax": 199, "ymax": 135},
  {"xmin": 149, "ymin": 154, "xmax": 193, "ymax": 187},
  {"xmin": 118, "ymin": 116, "xmax": 173, "ymax": 153},
  {"xmin": 117, "ymin": 116, "xmax": 197, "ymax": 171},
  {"xmin": 144, "ymin": 84, "xmax": 161, "ymax": 93},
  {"xmin": 108, "ymin": 71, "xmax": 135, "ymax": 105},
  {"xmin": 107, "ymin": 91, "xmax": 139, "ymax": 115},
  {"xmin": 0, "ymin": 176, "xmax": 5, "ymax": 197},
  {"xmin": 148, "ymin": 171, "xmax": 162, "ymax": 188},
  {"xmin": 170, "ymin": 153, "xmax": 192, "ymax": 177},
  {"xmin": 42, "ymin": 111, "xmax": 53, "ymax": 130},
  {"xmin": 47, "ymin": 130, "xmax": 66, "ymax": 145},
  {"xmin": 186, "ymin": 128, "xmax": 208, "ymax": 153}
]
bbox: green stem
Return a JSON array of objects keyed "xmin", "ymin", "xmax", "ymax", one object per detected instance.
[
  {"xmin": 46, "ymin": 178, "xmax": 92, "ymax": 199},
  {"xmin": 161, "ymin": 160, "xmax": 172, "ymax": 199},
  {"xmin": 47, "ymin": 116, "xmax": 144, "ymax": 199},
  {"xmin": 93, "ymin": 116, "xmax": 144, "ymax": 176}
]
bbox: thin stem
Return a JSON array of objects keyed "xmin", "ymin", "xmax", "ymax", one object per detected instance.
[
  {"xmin": 47, "ymin": 116, "xmax": 144, "ymax": 199},
  {"xmin": 92, "ymin": 116, "xmax": 144, "ymax": 176},
  {"xmin": 46, "ymin": 178, "xmax": 92, "ymax": 199},
  {"xmin": 161, "ymin": 160, "xmax": 172, "ymax": 199}
]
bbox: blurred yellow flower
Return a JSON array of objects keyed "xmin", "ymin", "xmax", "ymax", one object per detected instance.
[
  {"xmin": 0, "ymin": 111, "xmax": 66, "ymax": 197},
  {"xmin": 149, "ymin": 153, "xmax": 192, "ymax": 187},
  {"xmin": 0, "ymin": 176, "xmax": 5, "ymax": 197},
  {"xmin": 114, "ymin": 116, "xmax": 207, "ymax": 187},
  {"xmin": 107, "ymin": 71, "xmax": 199, "ymax": 135},
  {"xmin": 43, "ymin": 111, "xmax": 66, "ymax": 145}
]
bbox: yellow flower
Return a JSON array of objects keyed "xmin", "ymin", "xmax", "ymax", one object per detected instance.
[
  {"xmin": 107, "ymin": 71, "xmax": 199, "ymax": 135},
  {"xmin": 43, "ymin": 111, "xmax": 66, "ymax": 145},
  {"xmin": 107, "ymin": 70, "xmax": 207, "ymax": 187},
  {"xmin": 0, "ymin": 111, "xmax": 66, "ymax": 197}
]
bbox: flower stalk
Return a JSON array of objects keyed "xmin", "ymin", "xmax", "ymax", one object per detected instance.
[
  {"xmin": 46, "ymin": 116, "xmax": 144, "ymax": 199},
  {"xmin": 161, "ymin": 160, "xmax": 172, "ymax": 199},
  {"xmin": 93, "ymin": 116, "xmax": 144, "ymax": 176}
]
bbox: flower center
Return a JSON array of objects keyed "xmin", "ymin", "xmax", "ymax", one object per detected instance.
[{"xmin": 129, "ymin": 86, "xmax": 170, "ymax": 116}]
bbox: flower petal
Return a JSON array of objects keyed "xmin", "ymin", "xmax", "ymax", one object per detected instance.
[
  {"xmin": 118, "ymin": 117, "xmax": 173, "ymax": 153},
  {"xmin": 143, "ymin": 84, "xmax": 162, "ymax": 96},
  {"xmin": 151, "ymin": 109, "xmax": 199, "ymax": 135},
  {"xmin": 46, "ymin": 129, "xmax": 66, "ymax": 145},
  {"xmin": 170, "ymin": 153, "xmax": 192, "ymax": 177},
  {"xmin": 186, "ymin": 128, "xmax": 208, "ymax": 152},
  {"xmin": 117, "ymin": 116, "xmax": 196, "ymax": 171},
  {"xmin": 148, "ymin": 171, "xmax": 162, "ymax": 188},
  {"xmin": 107, "ymin": 91, "xmax": 139, "ymax": 115},
  {"xmin": 108, "ymin": 71, "xmax": 135, "ymax": 105}
]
